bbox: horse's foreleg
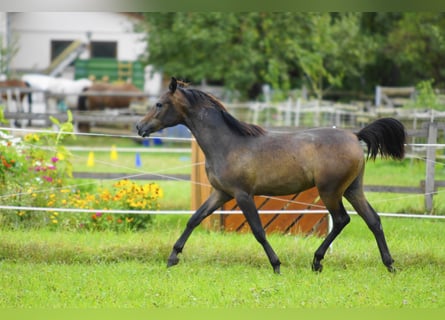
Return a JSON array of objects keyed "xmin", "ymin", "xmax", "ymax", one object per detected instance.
[
  {"xmin": 312, "ymin": 197, "xmax": 350, "ymax": 272},
  {"xmin": 235, "ymin": 192, "xmax": 281, "ymax": 274},
  {"xmin": 167, "ymin": 190, "xmax": 232, "ymax": 268}
]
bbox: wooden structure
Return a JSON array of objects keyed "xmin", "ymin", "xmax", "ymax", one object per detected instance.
[
  {"xmin": 191, "ymin": 140, "xmax": 328, "ymax": 236},
  {"xmin": 375, "ymin": 86, "xmax": 415, "ymax": 108}
]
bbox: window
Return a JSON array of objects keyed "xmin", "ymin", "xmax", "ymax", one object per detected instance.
[
  {"xmin": 90, "ymin": 41, "xmax": 117, "ymax": 58},
  {"xmin": 51, "ymin": 40, "xmax": 73, "ymax": 61}
]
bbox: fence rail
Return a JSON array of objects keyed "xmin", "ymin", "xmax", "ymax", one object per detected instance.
[{"xmin": 3, "ymin": 87, "xmax": 445, "ymax": 213}]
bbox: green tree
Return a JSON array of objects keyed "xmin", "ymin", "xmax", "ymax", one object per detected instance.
[
  {"xmin": 141, "ymin": 13, "xmax": 375, "ymax": 101},
  {"xmin": 385, "ymin": 13, "xmax": 445, "ymax": 87},
  {"xmin": 0, "ymin": 34, "xmax": 19, "ymax": 77},
  {"xmin": 295, "ymin": 13, "xmax": 377, "ymax": 102}
]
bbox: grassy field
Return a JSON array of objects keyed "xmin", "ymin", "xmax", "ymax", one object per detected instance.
[
  {"xmin": 2, "ymin": 138, "xmax": 445, "ymax": 310},
  {"xmin": 0, "ymin": 215, "xmax": 444, "ymax": 308}
]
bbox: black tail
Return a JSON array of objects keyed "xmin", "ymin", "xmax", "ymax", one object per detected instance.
[{"xmin": 356, "ymin": 118, "xmax": 406, "ymax": 160}]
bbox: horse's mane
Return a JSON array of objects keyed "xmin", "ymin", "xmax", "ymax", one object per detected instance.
[{"xmin": 178, "ymin": 85, "xmax": 266, "ymax": 137}]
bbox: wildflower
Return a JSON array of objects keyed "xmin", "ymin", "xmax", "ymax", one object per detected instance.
[
  {"xmin": 51, "ymin": 157, "xmax": 59, "ymax": 163},
  {"xmin": 42, "ymin": 176, "xmax": 53, "ymax": 183}
]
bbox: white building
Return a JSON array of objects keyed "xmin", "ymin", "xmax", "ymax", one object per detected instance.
[{"xmin": 0, "ymin": 12, "xmax": 161, "ymax": 95}]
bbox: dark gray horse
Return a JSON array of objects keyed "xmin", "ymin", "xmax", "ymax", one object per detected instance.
[{"xmin": 136, "ymin": 77, "xmax": 406, "ymax": 274}]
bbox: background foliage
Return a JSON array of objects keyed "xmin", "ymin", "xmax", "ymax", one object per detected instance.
[{"xmin": 141, "ymin": 12, "xmax": 445, "ymax": 100}]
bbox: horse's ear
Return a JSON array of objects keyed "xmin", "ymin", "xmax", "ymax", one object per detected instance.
[{"xmin": 169, "ymin": 77, "xmax": 177, "ymax": 93}]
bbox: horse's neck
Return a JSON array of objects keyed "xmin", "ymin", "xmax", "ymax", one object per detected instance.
[{"xmin": 185, "ymin": 108, "xmax": 236, "ymax": 159}]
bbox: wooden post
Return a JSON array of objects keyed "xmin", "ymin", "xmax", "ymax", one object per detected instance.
[
  {"xmin": 190, "ymin": 140, "xmax": 212, "ymax": 211},
  {"xmin": 425, "ymin": 122, "xmax": 437, "ymax": 213}
]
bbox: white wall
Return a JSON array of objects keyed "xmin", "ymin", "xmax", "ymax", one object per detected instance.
[{"xmin": 8, "ymin": 12, "xmax": 146, "ymax": 73}]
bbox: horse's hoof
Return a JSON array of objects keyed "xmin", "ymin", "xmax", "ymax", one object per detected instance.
[
  {"xmin": 312, "ymin": 262, "xmax": 323, "ymax": 273},
  {"xmin": 387, "ymin": 265, "xmax": 397, "ymax": 273},
  {"xmin": 273, "ymin": 265, "xmax": 281, "ymax": 275},
  {"xmin": 167, "ymin": 257, "xmax": 179, "ymax": 268}
]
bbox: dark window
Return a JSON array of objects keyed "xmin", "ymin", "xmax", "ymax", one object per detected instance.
[
  {"xmin": 51, "ymin": 40, "xmax": 73, "ymax": 61},
  {"xmin": 90, "ymin": 41, "xmax": 117, "ymax": 58}
]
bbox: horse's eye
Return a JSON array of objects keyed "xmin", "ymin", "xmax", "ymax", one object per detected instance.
[{"xmin": 156, "ymin": 102, "xmax": 163, "ymax": 108}]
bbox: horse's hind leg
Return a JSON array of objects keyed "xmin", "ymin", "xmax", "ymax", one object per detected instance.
[
  {"xmin": 312, "ymin": 193, "xmax": 351, "ymax": 272},
  {"xmin": 167, "ymin": 190, "xmax": 232, "ymax": 268},
  {"xmin": 344, "ymin": 187, "xmax": 395, "ymax": 272}
]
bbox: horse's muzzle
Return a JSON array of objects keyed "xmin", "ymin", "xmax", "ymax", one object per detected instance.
[{"xmin": 136, "ymin": 122, "xmax": 150, "ymax": 137}]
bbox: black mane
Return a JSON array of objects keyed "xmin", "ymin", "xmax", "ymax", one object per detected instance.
[{"xmin": 179, "ymin": 87, "xmax": 266, "ymax": 137}]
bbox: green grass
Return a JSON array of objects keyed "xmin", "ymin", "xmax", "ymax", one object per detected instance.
[
  {"xmin": 70, "ymin": 150, "xmax": 192, "ymax": 175},
  {"xmin": 2, "ymin": 149, "xmax": 445, "ymax": 308},
  {"xmin": 361, "ymin": 158, "xmax": 445, "ymax": 214},
  {"xmin": 0, "ymin": 216, "xmax": 444, "ymax": 308}
]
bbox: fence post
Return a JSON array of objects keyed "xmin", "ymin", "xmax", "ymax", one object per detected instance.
[{"xmin": 425, "ymin": 122, "xmax": 437, "ymax": 213}]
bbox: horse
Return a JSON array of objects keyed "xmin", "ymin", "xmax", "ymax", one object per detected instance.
[
  {"xmin": 78, "ymin": 82, "xmax": 146, "ymax": 111},
  {"xmin": 136, "ymin": 77, "xmax": 406, "ymax": 274},
  {"xmin": 0, "ymin": 79, "xmax": 33, "ymax": 126},
  {"xmin": 0, "ymin": 79, "xmax": 33, "ymax": 109},
  {"xmin": 22, "ymin": 74, "xmax": 92, "ymax": 110}
]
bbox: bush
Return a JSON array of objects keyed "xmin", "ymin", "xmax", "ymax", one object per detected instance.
[
  {"xmin": 0, "ymin": 109, "xmax": 162, "ymax": 231},
  {"xmin": 66, "ymin": 180, "xmax": 163, "ymax": 231}
]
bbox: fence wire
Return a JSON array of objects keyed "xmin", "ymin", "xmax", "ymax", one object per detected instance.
[{"xmin": 1, "ymin": 126, "xmax": 445, "ymax": 220}]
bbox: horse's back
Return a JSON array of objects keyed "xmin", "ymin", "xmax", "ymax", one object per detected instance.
[{"xmin": 222, "ymin": 128, "xmax": 364, "ymax": 196}]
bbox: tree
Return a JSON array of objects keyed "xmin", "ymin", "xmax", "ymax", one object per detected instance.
[
  {"xmin": 385, "ymin": 13, "xmax": 445, "ymax": 87},
  {"xmin": 140, "ymin": 13, "xmax": 382, "ymax": 100},
  {"xmin": 0, "ymin": 34, "xmax": 19, "ymax": 78},
  {"xmin": 295, "ymin": 13, "xmax": 377, "ymax": 102}
]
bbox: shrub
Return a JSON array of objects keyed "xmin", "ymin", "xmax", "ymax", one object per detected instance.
[
  {"xmin": 66, "ymin": 180, "xmax": 163, "ymax": 231},
  {"xmin": 0, "ymin": 109, "xmax": 162, "ymax": 231}
]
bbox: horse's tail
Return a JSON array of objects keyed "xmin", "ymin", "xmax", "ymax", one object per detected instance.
[{"xmin": 356, "ymin": 117, "xmax": 406, "ymax": 160}]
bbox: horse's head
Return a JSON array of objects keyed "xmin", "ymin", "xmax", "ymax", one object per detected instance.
[{"xmin": 136, "ymin": 77, "xmax": 187, "ymax": 137}]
